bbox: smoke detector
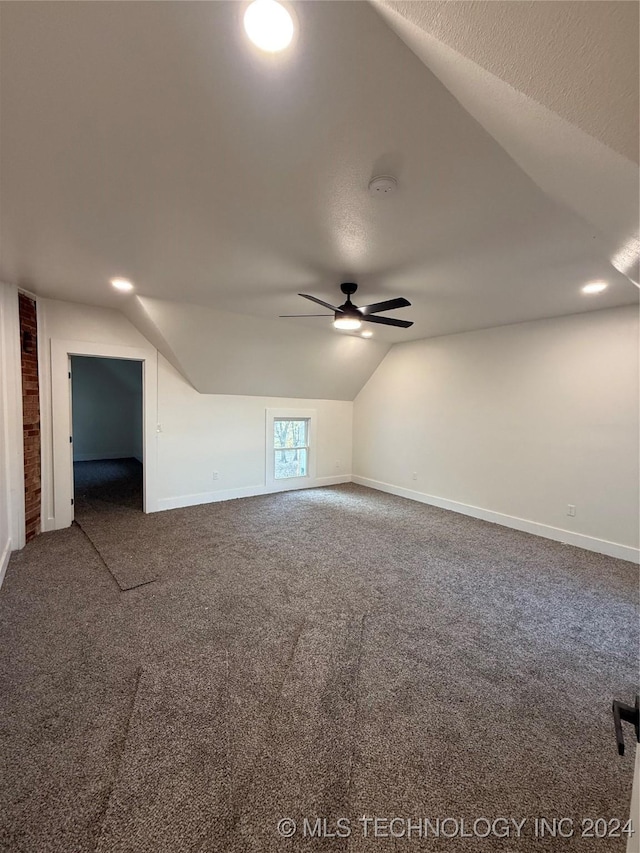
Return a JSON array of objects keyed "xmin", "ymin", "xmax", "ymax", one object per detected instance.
[{"xmin": 368, "ymin": 175, "xmax": 397, "ymax": 196}]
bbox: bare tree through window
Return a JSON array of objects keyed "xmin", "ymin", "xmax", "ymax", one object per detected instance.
[{"xmin": 274, "ymin": 419, "xmax": 309, "ymax": 479}]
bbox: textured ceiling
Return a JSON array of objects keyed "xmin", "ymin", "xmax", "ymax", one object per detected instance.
[
  {"xmin": 379, "ymin": 1, "xmax": 639, "ymax": 163},
  {"xmin": 0, "ymin": 0, "xmax": 637, "ymax": 356},
  {"xmin": 374, "ymin": 0, "xmax": 640, "ymax": 287}
]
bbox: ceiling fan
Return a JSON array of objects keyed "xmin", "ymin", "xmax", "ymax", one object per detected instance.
[{"xmin": 280, "ymin": 283, "xmax": 413, "ymax": 331}]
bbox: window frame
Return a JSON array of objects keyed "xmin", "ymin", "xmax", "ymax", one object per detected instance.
[
  {"xmin": 266, "ymin": 408, "xmax": 317, "ymax": 491},
  {"xmin": 273, "ymin": 417, "xmax": 310, "ymax": 481}
]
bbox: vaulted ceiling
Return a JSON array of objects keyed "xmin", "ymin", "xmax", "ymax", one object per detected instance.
[
  {"xmin": 374, "ymin": 0, "xmax": 640, "ymax": 287},
  {"xmin": 0, "ymin": 1, "xmax": 637, "ymax": 394}
]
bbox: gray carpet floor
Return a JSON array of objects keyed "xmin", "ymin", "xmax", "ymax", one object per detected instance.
[
  {"xmin": 0, "ymin": 478, "xmax": 638, "ymax": 852},
  {"xmin": 73, "ymin": 459, "xmax": 157, "ymax": 590},
  {"xmin": 73, "ymin": 459, "xmax": 143, "ymax": 513}
]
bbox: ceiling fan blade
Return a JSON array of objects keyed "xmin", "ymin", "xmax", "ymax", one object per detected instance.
[
  {"xmin": 359, "ymin": 297, "xmax": 411, "ymax": 315},
  {"xmin": 299, "ymin": 293, "xmax": 339, "ymax": 311},
  {"xmin": 363, "ymin": 314, "xmax": 414, "ymax": 328},
  {"xmin": 279, "ymin": 314, "xmax": 333, "ymax": 317}
]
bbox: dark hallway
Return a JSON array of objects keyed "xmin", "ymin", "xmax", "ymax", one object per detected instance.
[{"xmin": 71, "ymin": 357, "xmax": 143, "ymax": 514}]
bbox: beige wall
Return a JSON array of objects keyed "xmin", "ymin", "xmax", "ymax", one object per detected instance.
[
  {"xmin": 156, "ymin": 356, "xmax": 352, "ymax": 510},
  {"xmin": 354, "ymin": 306, "xmax": 639, "ymax": 560},
  {"xmin": 38, "ymin": 297, "xmax": 353, "ymax": 527},
  {"xmin": 15, "ymin": 293, "xmax": 640, "ymax": 562}
]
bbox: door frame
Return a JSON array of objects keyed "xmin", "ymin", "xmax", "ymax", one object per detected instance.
[
  {"xmin": 0, "ymin": 284, "xmax": 25, "ymax": 552},
  {"xmin": 51, "ymin": 339, "xmax": 157, "ymax": 529}
]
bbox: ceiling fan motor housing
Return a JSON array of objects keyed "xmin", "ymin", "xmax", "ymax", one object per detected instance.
[
  {"xmin": 338, "ymin": 283, "xmax": 360, "ymax": 317},
  {"xmin": 335, "ymin": 306, "xmax": 361, "ymax": 321},
  {"xmin": 340, "ymin": 282, "xmax": 358, "ymax": 297}
]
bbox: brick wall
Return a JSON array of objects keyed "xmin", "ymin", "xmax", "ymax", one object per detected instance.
[{"xmin": 19, "ymin": 293, "xmax": 41, "ymax": 542}]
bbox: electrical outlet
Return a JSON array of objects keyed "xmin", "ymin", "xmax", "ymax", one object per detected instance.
[
  {"xmin": 335, "ymin": 460, "xmax": 341, "ymax": 470},
  {"xmin": 567, "ymin": 504, "xmax": 576, "ymax": 517},
  {"xmin": 412, "ymin": 472, "xmax": 418, "ymax": 481},
  {"xmin": 213, "ymin": 471, "xmax": 219, "ymax": 481}
]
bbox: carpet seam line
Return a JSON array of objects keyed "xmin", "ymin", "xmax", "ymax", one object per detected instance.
[{"xmin": 93, "ymin": 666, "xmax": 144, "ymax": 853}]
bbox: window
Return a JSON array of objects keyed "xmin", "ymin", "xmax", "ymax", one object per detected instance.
[
  {"xmin": 266, "ymin": 408, "xmax": 317, "ymax": 491},
  {"xmin": 273, "ymin": 418, "xmax": 309, "ymax": 480}
]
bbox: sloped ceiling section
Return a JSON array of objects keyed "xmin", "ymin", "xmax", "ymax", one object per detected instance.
[
  {"xmin": 1, "ymin": 0, "xmax": 637, "ymax": 400},
  {"xmin": 126, "ymin": 296, "xmax": 390, "ymax": 400},
  {"xmin": 373, "ymin": 0, "xmax": 640, "ymax": 286},
  {"xmin": 124, "ymin": 297, "xmax": 195, "ymax": 390}
]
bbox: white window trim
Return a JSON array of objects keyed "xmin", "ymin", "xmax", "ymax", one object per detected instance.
[{"xmin": 266, "ymin": 408, "xmax": 317, "ymax": 492}]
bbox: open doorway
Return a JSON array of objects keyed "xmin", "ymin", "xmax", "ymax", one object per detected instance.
[{"xmin": 70, "ymin": 356, "xmax": 143, "ymax": 514}]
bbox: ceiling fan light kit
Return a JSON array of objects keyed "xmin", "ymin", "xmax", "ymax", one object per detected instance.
[
  {"xmin": 334, "ymin": 314, "xmax": 362, "ymax": 331},
  {"xmin": 280, "ymin": 282, "xmax": 413, "ymax": 331}
]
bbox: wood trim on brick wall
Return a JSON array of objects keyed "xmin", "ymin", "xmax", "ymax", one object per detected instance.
[{"xmin": 19, "ymin": 293, "xmax": 41, "ymax": 542}]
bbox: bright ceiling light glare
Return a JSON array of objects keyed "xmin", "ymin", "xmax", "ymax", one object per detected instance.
[
  {"xmin": 244, "ymin": 0, "xmax": 294, "ymax": 53},
  {"xmin": 334, "ymin": 316, "xmax": 362, "ymax": 331},
  {"xmin": 581, "ymin": 281, "xmax": 608, "ymax": 295},
  {"xmin": 361, "ymin": 330, "xmax": 373, "ymax": 338},
  {"xmin": 110, "ymin": 278, "xmax": 134, "ymax": 292}
]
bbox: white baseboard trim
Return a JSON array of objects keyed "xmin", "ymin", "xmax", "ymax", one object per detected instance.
[
  {"xmin": 352, "ymin": 476, "xmax": 639, "ymax": 564},
  {"xmin": 0, "ymin": 538, "xmax": 12, "ymax": 590},
  {"xmin": 157, "ymin": 475, "xmax": 351, "ymax": 512}
]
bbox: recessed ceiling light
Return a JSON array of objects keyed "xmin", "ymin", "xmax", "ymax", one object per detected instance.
[
  {"xmin": 110, "ymin": 278, "xmax": 134, "ymax": 292},
  {"xmin": 361, "ymin": 330, "xmax": 373, "ymax": 338},
  {"xmin": 244, "ymin": 0, "xmax": 294, "ymax": 52},
  {"xmin": 581, "ymin": 281, "xmax": 608, "ymax": 295}
]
